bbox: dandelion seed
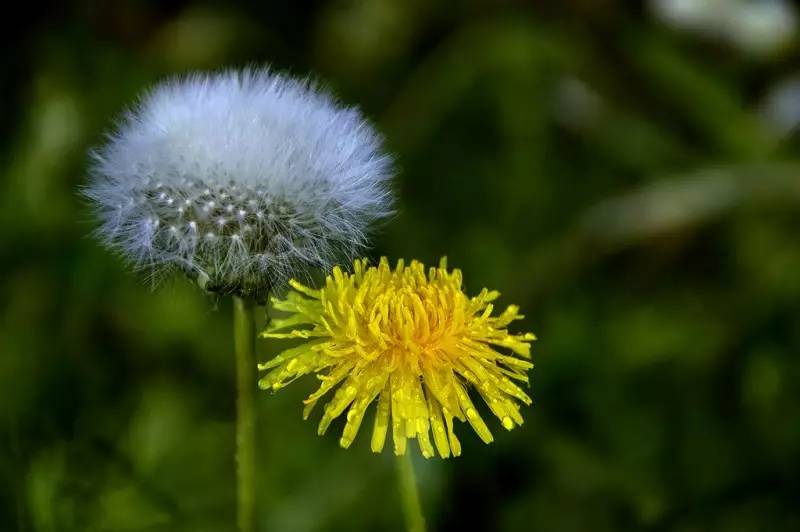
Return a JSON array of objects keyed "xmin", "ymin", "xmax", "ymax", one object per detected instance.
[
  {"xmin": 258, "ymin": 258, "xmax": 536, "ymax": 458},
  {"xmin": 84, "ymin": 67, "xmax": 394, "ymax": 300}
]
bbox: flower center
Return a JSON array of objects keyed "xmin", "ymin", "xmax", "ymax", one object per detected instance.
[{"xmin": 327, "ymin": 261, "xmax": 468, "ymax": 364}]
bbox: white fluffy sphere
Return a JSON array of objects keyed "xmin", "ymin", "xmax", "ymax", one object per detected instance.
[{"xmin": 85, "ymin": 68, "xmax": 394, "ymax": 300}]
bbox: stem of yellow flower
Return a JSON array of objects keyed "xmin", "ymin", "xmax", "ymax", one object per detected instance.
[
  {"xmin": 233, "ymin": 296, "xmax": 257, "ymax": 532},
  {"xmin": 395, "ymin": 453, "xmax": 426, "ymax": 532}
]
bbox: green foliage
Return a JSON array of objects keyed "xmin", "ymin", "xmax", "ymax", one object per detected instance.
[{"xmin": 1, "ymin": 2, "xmax": 799, "ymax": 531}]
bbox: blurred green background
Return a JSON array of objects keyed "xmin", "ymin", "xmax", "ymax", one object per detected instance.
[{"xmin": 3, "ymin": 1, "xmax": 800, "ymax": 531}]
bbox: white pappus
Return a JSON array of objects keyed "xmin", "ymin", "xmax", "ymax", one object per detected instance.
[{"xmin": 85, "ymin": 67, "xmax": 395, "ymax": 300}]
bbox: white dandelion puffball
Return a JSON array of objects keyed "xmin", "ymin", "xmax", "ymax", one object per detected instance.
[{"xmin": 85, "ymin": 68, "xmax": 394, "ymax": 301}]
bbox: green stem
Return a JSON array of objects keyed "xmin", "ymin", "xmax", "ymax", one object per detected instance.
[
  {"xmin": 395, "ymin": 453, "xmax": 426, "ymax": 532},
  {"xmin": 233, "ymin": 296, "xmax": 257, "ymax": 532}
]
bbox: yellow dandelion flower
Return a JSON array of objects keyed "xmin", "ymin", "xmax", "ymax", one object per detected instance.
[{"xmin": 258, "ymin": 257, "xmax": 536, "ymax": 458}]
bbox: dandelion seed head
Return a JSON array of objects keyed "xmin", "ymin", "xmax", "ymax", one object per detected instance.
[
  {"xmin": 258, "ymin": 258, "xmax": 536, "ymax": 458},
  {"xmin": 84, "ymin": 67, "xmax": 394, "ymax": 300}
]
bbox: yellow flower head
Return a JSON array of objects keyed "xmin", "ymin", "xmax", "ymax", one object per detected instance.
[{"xmin": 258, "ymin": 258, "xmax": 535, "ymax": 458}]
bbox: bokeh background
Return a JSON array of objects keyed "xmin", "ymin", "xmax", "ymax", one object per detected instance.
[{"xmin": 3, "ymin": 1, "xmax": 800, "ymax": 531}]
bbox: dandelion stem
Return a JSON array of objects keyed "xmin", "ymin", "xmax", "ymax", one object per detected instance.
[
  {"xmin": 395, "ymin": 453, "xmax": 426, "ymax": 532},
  {"xmin": 233, "ymin": 296, "xmax": 257, "ymax": 532}
]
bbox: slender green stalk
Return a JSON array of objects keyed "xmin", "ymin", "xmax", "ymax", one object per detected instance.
[
  {"xmin": 395, "ymin": 453, "xmax": 426, "ymax": 532},
  {"xmin": 233, "ymin": 296, "xmax": 257, "ymax": 532}
]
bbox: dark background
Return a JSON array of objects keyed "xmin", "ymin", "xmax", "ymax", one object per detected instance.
[{"xmin": 2, "ymin": 1, "xmax": 800, "ymax": 531}]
